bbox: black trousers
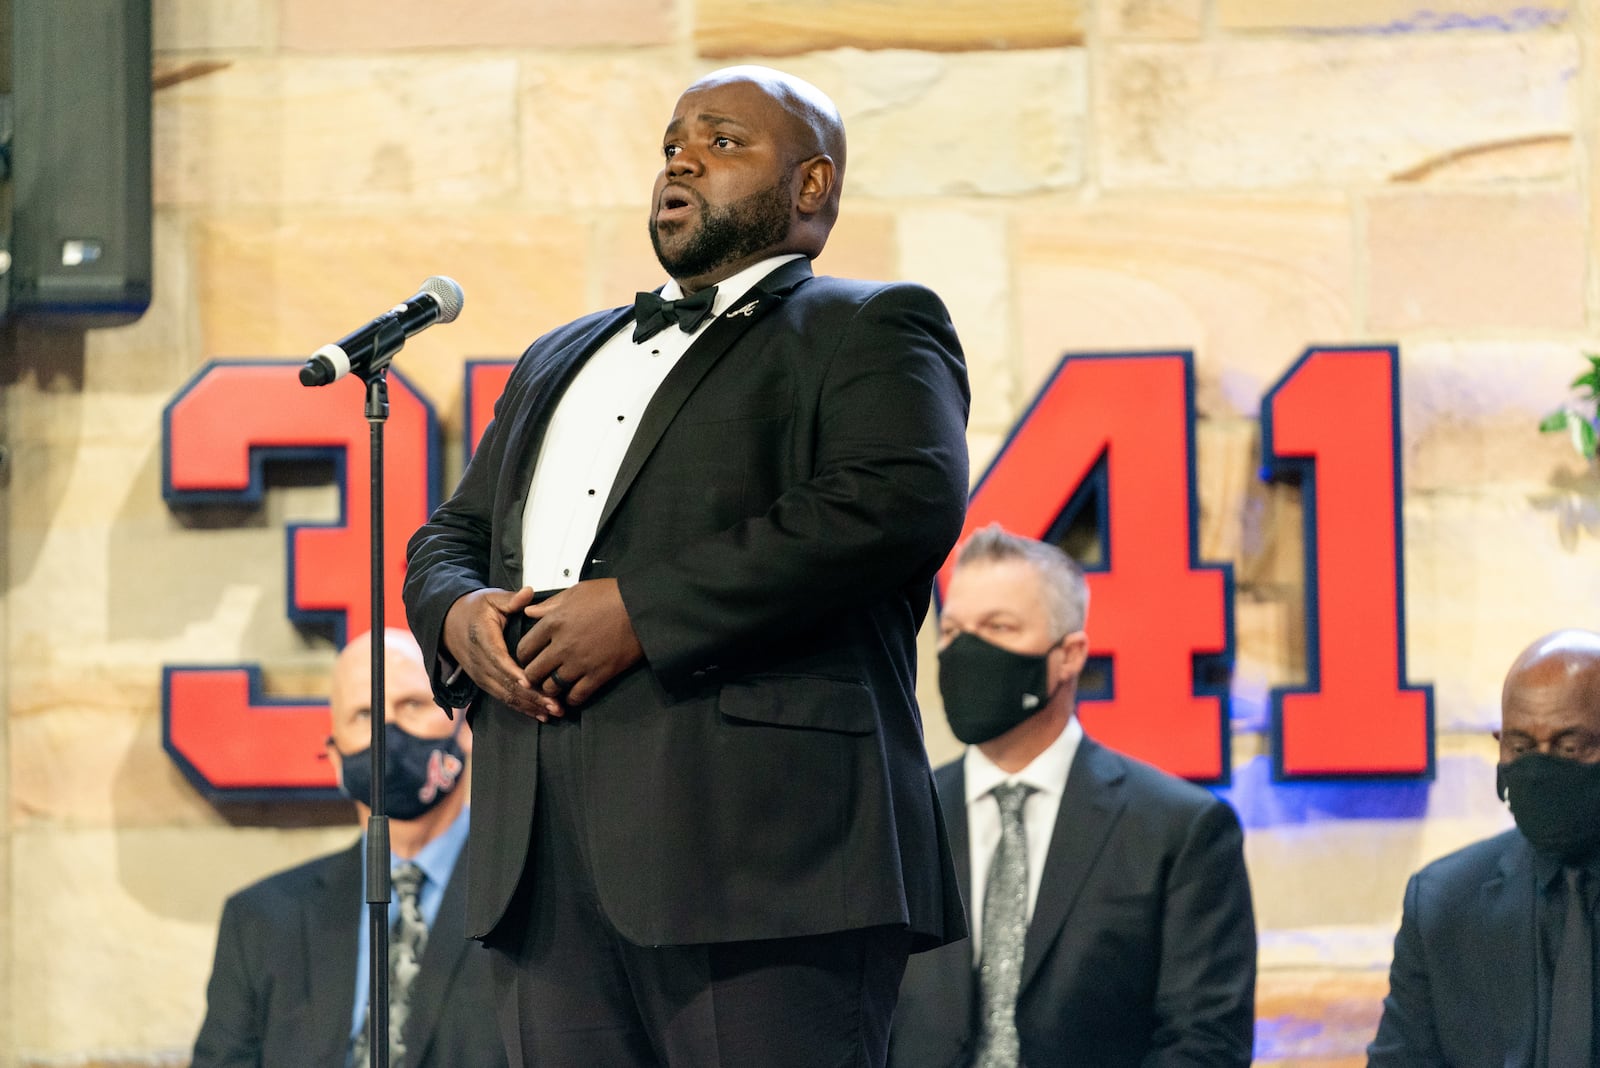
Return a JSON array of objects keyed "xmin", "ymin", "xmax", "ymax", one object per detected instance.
[{"xmin": 484, "ymin": 713, "xmax": 912, "ymax": 1068}]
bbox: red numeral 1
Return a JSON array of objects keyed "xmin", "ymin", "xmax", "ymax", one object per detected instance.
[
  {"xmin": 942, "ymin": 353, "xmax": 1234, "ymax": 781},
  {"xmin": 1262, "ymin": 347, "xmax": 1433, "ymax": 778}
]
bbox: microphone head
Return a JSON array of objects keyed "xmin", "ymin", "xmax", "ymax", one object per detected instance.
[{"xmin": 419, "ymin": 275, "xmax": 465, "ymax": 324}]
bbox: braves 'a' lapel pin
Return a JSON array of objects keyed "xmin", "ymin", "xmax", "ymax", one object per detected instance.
[{"xmin": 725, "ymin": 299, "xmax": 761, "ymax": 319}]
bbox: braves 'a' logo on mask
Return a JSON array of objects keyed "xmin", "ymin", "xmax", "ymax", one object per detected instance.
[{"xmin": 419, "ymin": 749, "xmax": 465, "ymax": 804}]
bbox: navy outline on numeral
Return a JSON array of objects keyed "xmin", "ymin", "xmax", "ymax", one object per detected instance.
[{"xmin": 1259, "ymin": 345, "xmax": 1435, "ymax": 782}]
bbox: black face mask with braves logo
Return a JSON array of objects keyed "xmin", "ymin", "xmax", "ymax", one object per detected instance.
[{"xmin": 336, "ymin": 723, "xmax": 465, "ymax": 821}]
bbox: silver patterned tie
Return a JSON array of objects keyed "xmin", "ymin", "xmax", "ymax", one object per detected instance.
[
  {"xmin": 350, "ymin": 862, "xmax": 429, "ymax": 1068},
  {"xmin": 974, "ymin": 782, "xmax": 1034, "ymax": 1068}
]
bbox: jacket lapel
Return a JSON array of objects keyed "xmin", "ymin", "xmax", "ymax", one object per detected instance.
[
  {"xmin": 935, "ymin": 762, "xmax": 977, "ymax": 1026},
  {"xmin": 1482, "ymin": 837, "xmax": 1540, "ymax": 1065},
  {"xmin": 496, "ymin": 307, "xmax": 633, "ymax": 578},
  {"xmin": 398, "ymin": 858, "xmax": 473, "ymax": 1067},
  {"xmin": 306, "ymin": 842, "xmax": 362, "ymax": 1063},
  {"xmin": 594, "ymin": 259, "xmax": 813, "ymax": 535},
  {"xmin": 1019, "ymin": 735, "xmax": 1125, "ymax": 994}
]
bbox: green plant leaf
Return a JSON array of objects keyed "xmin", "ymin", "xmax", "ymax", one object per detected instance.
[
  {"xmin": 1540, "ymin": 410, "xmax": 1571, "ymax": 433},
  {"xmin": 1572, "ymin": 369, "xmax": 1600, "ymax": 396},
  {"xmin": 1575, "ymin": 417, "xmax": 1599, "ymax": 459}
]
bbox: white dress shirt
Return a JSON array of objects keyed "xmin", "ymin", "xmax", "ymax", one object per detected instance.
[
  {"xmin": 519, "ymin": 253, "xmax": 805, "ymax": 590},
  {"xmin": 962, "ymin": 715, "xmax": 1084, "ymax": 963}
]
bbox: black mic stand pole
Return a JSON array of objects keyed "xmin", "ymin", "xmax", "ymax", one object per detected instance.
[
  {"xmin": 362, "ymin": 318, "xmax": 408, "ymax": 1068},
  {"xmin": 363, "ymin": 361, "xmax": 392, "ymax": 1068},
  {"xmin": 304, "ymin": 317, "xmax": 407, "ymax": 1068}
]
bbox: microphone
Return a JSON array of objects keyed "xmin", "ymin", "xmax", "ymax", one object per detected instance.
[{"xmin": 299, "ymin": 276, "xmax": 465, "ymax": 387}]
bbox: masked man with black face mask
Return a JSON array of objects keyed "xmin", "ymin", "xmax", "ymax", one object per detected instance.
[
  {"xmin": 1371, "ymin": 629, "xmax": 1600, "ymax": 1068},
  {"xmin": 192, "ymin": 629, "xmax": 505, "ymax": 1068},
  {"xmin": 890, "ymin": 524, "xmax": 1257, "ymax": 1068}
]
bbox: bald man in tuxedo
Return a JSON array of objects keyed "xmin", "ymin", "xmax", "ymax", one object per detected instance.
[{"xmin": 404, "ymin": 66, "xmax": 970, "ymax": 1067}]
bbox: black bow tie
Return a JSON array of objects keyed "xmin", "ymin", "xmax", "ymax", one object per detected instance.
[{"xmin": 632, "ymin": 286, "xmax": 718, "ymax": 343}]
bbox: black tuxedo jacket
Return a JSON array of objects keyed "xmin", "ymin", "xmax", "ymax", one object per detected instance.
[
  {"xmin": 1368, "ymin": 829, "xmax": 1544, "ymax": 1067},
  {"xmin": 404, "ymin": 259, "xmax": 972, "ymax": 950},
  {"xmin": 890, "ymin": 735, "xmax": 1257, "ymax": 1068},
  {"xmin": 191, "ymin": 840, "xmax": 505, "ymax": 1068}
]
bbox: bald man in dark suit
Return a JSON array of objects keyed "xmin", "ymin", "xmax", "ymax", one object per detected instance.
[
  {"xmin": 191, "ymin": 630, "xmax": 503, "ymax": 1068},
  {"xmin": 1370, "ymin": 630, "xmax": 1600, "ymax": 1068}
]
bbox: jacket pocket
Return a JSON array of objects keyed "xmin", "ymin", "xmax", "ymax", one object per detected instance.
[{"xmin": 717, "ymin": 674, "xmax": 877, "ymax": 735}]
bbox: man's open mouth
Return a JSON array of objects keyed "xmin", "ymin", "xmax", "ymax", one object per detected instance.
[{"xmin": 656, "ymin": 186, "xmax": 699, "ymax": 223}]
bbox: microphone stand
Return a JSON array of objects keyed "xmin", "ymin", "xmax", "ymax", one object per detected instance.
[
  {"xmin": 363, "ymin": 363, "xmax": 392, "ymax": 1068},
  {"xmin": 304, "ymin": 317, "xmax": 407, "ymax": 1068},
  {"xmin": 362, "ymin": 318, "xmax": 408, "ymax": 1068}
]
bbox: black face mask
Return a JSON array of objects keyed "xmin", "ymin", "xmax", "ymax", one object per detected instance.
[
  {"xmin": 1496, "ymin": 752, "xmax": 1600, "ymax": 865},
  {"xmin": 937, "ymin": 631, "xmax": 1055, "ymax": 745},
  {"xmin": 336, "ymin": 723, "xmax": 465, "ymax": 821}
]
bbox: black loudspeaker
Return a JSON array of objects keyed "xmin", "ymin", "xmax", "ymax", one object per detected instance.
[{"xmin": 6, "ymin": 0, "xmax": 152, "ymax": 325}]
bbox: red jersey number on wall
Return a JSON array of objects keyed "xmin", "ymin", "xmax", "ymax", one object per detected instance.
[{"xmin": 162, "ymin": 361, "xmax": 438, "ymax": 799}]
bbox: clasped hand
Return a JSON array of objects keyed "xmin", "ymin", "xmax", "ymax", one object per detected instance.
[{"xmin": 441, "ymin": 579, "xmax": 644, "ymax": 722}]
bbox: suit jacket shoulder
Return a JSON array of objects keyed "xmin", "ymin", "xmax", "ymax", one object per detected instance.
[
  {"xmin": 1368, "ymin": 828, "xmax": 1536, "ymax": 1068},
  {"xmin": 1411, "ymin": 827, "xmax": 1526, "ymax": 895},
  {"xmin": 1098, "ymin": 741, "xmax": 1229, "ymax": 816},
  {"xmin": 934, "ymin": 737, "xmax": 1231, "ymax": 812},
  {"xmin": 223, "ymin": 844, "xmax": 358, "ymax": 920},
  {"xmin": 782, "ymin": 275, "xmax": 957, "ymax": 341},
  {"xmin": 791, "ymin": 273, "xmax": 929, "ymax": 302},
  {"xmin": 518, "ymin": 304, "xmax": 631, "ymax": 358}
]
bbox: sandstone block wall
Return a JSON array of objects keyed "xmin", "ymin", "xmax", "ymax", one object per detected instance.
[{"xmin": 3, "ymin": 1, "xmax": 1598, "ymax": 1064}]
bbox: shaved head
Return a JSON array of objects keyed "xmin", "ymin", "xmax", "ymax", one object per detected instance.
[
  {"xmin": 1503, "ymin": 629, "xmax": 1600, "ymax": 705},
  {"xmin": 1498, "ymin": 629, "xmax": 1600, "ymax": 764},
  {"xmin": 687, "ymin": 65, "xmax": 847, "ymax": 205},
  {"xmin": 330, "ymin": 627, "xmax": 426, "ymax": 719}
]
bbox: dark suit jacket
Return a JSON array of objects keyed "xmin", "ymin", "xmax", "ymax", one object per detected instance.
[
  {"xmin": 1368, "ymin": 829, "xmax": 1542, "ymax": 1067},
  {"xmin": 890, "ymin": 735, "xmax": 1257, "ymax": 1068},
  {"xmin": 404, "ymin": 259, "xmax": 972, "ymax": 950},
  {"xmin": 191, "ymin": 840, "xmax": 505, "ymax": 1068}
]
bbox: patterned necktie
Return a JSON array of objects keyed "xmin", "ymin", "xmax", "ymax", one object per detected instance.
[
  {"xmin": 974, "ymin": 782, "xmax": 1035, "ymax": 1068},
  {"xmin": 632, "ymin": 286, "xmax": 718, "ymax": 342},
  {"xmin": 350, "ymin": 862, "xmax": 429, "ymax": 1068},
  {"xmin": 1550, "ymin": 866, "xmax": 1594, "ymax": 1068}
]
